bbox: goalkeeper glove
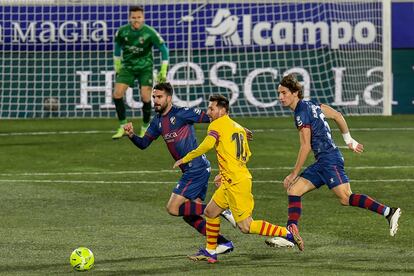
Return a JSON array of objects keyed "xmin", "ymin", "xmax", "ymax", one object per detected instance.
[
  {"xmin": 157, "ymin": 62, "xmax": 168, "ymax": 83},
  {"xmin": 114, "ymin": 56, "xmax": 122, "ymax": 74}
]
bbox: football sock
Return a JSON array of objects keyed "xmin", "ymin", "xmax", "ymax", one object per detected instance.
[
  {"xmin": 178, "ymin": 201, "xmax": 205, "ymax": 216},
  {"xmin": 349, "ymin": 193, "xmax": 390, "ymax": 216},
  {"xmin": 249, "ymin": 220, "xmax": 288, "ymax": 238},
  {"xmin": 183, "ymin": 215, "xmax": 206, "ymax": 235},
  {"xmin": 206, "ymin": 216, "xmax": 220, "ymax": 251},
  {"xmin": 182, "ymin": 216, "xmax": 229, "ymax": 244},
  {"xmin": 113, "ymin": 98, "xmax": 126, "ymax": 123},
  {"xmin": 287, "ymin": 195, "xmax": 302, "ymax": 226},
  {"xmin": 142, "ymin": 101, "xmax": 152, "ymax": 124}
]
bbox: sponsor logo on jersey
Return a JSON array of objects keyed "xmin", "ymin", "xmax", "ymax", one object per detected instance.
[
  {"xmin": 296, "ymin": 116, "xmax": 303, "ymax": 127},
  {"xmin": 164, "ymin": 131, "xmax": 178, "ymax": 141}
]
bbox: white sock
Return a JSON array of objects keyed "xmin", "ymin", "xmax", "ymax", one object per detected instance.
[{"xmin": 383, "ymin": 207, "xmax": 390, "ymax": 217}]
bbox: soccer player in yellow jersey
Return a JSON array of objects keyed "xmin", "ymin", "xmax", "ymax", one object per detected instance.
[{"xmin": 173, "ymin": 94, "xmax": 304, "ymax": 263}]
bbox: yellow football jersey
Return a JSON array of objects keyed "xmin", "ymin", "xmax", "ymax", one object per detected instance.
[{"xmin": 207, "ymin": 115, "xmax": 252, "ymax": 184}]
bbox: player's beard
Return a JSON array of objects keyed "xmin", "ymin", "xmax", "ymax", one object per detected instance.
[
  {"xmin": 131, "ymin": 21, "xmax": 142, "ymax": 30},
  {"xmin": 154, "ymin": 102, "xmax": 167, "ymax": 114}
]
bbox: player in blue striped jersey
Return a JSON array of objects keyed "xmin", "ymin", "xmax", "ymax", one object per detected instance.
[
  {"xmin": 123, "ymin": 82, "xmax": 235, "ymax": 254},
  {"xmin": 266, "ymin": 74, "xmax": 401, "ymax": 249}
]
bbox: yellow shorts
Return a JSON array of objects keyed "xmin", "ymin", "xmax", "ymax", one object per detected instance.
[{"xmin": 212, "ymin": 178, "xmax": 254, "ymax": 223}]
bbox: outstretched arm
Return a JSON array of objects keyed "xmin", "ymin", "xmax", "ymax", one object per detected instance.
[
  {"xmin": 123, "ymin": 123, "xmax": 153, "ymax": 150},
  {"xmin": 321, "ymin": 104, "xmax": 364, "ymax": 153},
  {"xmin": 156, "ymin": 44, "xmax": 169, "ymax": 83},
  {"xmin": 173, "ymin": 135, "xmax": 216, "ymax": 168}
]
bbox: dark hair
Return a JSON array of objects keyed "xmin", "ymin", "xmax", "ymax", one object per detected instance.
[
  {"xmin": 129, "ymin": 6, "xmax": 144, "ymax": 13},
  {"xmin": 153, "ymin": 82, "xmax": 174, "ymax": 96},
  {"xmin": 279, "ymin": 74, "xmax": 303, "ymax": 99},
  {"xmin": 209, "ymin": 94, "xmax": 229, "ymax": 112}
]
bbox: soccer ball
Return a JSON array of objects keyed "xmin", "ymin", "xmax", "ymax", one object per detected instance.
[
  {"xmin": 43, "ymin": 97, "xmax": 59, "ymax": 111},
  {"xmin": 70, "ymin": 247, "xmax": 94, "ymax": 271}
]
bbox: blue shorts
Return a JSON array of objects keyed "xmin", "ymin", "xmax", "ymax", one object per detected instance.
[
  {"xmin": 301, "ymin": 151, "xmax": 349, "ymax": 189},
  {"xmin": 173, "ymin": 167, "xmax": 211, "ymax": 201}
]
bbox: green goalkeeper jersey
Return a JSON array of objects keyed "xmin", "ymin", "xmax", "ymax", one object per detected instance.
[{"xmin": 115, "ymin": 24, "xmax": 165, "ymax": 71}]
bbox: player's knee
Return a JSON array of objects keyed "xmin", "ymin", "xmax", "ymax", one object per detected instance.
[
  {"xmin": 238, "ymin": 224, "xmax": 250, "ymax": 234},
  {"xmin": 113, "ymin": 86, "xmax": 127, "ymax": 99},
  {"xmin": 113, "ymin": 91, "xmax": 123, "ymax": 99},
  {"xmin": 339, "ymin": 195, "xmax": 350, "ymax": 206},
  {"xmin": 287, "ymin": 189, "xmax": 302, "ymax": 196},
  {"xmin": 236, "ymin": 220, "xmax": 251, "ymax": 234},
  {"xmin": 166, "ymin": 205, "xmax": 179, "ymax": 216},
  {"xmin": 203, "ymin": 208, "xmax": 214, "ymax": 218}
]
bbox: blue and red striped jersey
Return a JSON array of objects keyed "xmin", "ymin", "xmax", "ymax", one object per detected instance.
[
  {"xmin": 145, "ymin": 106, "xmax": 210, "ymax": 172},
  {"xmin": 294, "ymin": 100, "xmax": 338, "ymax": 159}
]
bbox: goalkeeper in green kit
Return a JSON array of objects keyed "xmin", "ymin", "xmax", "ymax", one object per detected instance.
[{"xmin": 112, "ymin": 6, "xmax": 169, "ymax": 139}]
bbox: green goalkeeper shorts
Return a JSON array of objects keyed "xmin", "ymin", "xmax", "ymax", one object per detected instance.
[{"xmin": 116, "ymin": 67, "xmax": 153, "ymax": 87}]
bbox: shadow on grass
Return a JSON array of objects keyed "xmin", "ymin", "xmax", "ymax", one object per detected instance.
[
  {"xmin": 0, "ymin": 141, "xmax": 62, "ymax": 147},
  {"xmin": 1, "ymin": 252, "xmax": 413, "ymax": 275}
]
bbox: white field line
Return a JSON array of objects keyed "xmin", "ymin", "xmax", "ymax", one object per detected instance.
[
  {"xmin": 0, "ymin": 130, "xmax": 109, "ymax": 136},
  {"xmin": 0, "ymin": 179, "xmax": 413, "ymax": 184},
  {"xmin": 0, "ymin": 127, "xmax": 413, "ymax": 137},
  {"xmin": 1, "ymin": 165, "xmax": 413, "ymax": 177}
]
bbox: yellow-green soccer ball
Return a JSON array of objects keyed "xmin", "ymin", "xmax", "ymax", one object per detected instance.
[{"xmin": 70, "ymin": 247, "xmax": 94, "ymax": 271}]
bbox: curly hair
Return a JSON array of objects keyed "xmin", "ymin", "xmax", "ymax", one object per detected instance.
[{"xmin": 279, "ymin": 74, "xmax": 303, "ymax": 99}]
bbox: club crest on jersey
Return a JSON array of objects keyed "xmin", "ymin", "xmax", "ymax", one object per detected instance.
[
  {"xmin": 170, "ymin": 116, "xmax": 176, "ymax": 125},
  {"xmin": 139, "ymin": 37, "xmax": 145, "ymax": 44},
  {"xmin": 296, "ymin": 116, "xmax": 303, "ymax": 127}
]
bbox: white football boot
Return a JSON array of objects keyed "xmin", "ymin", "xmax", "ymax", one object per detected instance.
[
  {"xmin": 386, "ymin": 207, "xmax": 401, "ymax": 237},
  {"xmin": 265, "ymin": 237, "xmax": 294, "ymax": 248}
]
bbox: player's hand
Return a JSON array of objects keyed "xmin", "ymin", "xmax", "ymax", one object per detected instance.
[
  {"xmin": 173, "ymin": 159, "xmax": 183, "ymax": 169},
  {"xmin": 348, "ymin": 141, "xmax": 364, "ymax": 154},
  {"xmin": 114, "ymin": 57, "xmax": 122, "ymax": 74},
  {"xmin": 244, "ymin": 127, "xmax": 253, "ymax": 141},
  {"xmin": 342, "ymin": 132, "xmax": 363, "ymax": 154},
  {"xmin": 123, "ymin": 122, "xmax": 134, "ymax": 138},
  {"xmin": 157, "ymin": 63, "xmax": 168, "ymax": 83},
  {"xmin": 283, "ymin": 173, "xmax": 298, "ymax": 190},
  {"xmin": 213, "ymin": 174, "xmax": 222, "ymax": 188}
]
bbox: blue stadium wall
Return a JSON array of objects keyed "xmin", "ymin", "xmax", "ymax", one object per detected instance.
[
  {"xmin": 0, "ymin": 2, "xmax": 413, "ymax": 117},
  {"xmin": 392, "ymin": 2, "xmax": 414, "ymax": 114}
]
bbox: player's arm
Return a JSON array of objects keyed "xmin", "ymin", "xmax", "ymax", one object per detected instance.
[
  {"xmin": 151, "ymin": 29, "xmax": 169, "ymax": 83},
  {"xmin": 284, "ymin": 127, "xmax": 312, "ymax": 189},
  {"xmin": 156, "ymin": 44, "xmax": 169, "ymax": 83},
  {"xmin": 181, "ymin": 108, "xmax": 210, "ymax": 124},
  {"xmin": 113, "ymin": 31, "xmax": 123, "ymax": 74},
  {"xmin": 321, "ymin": 104, "xmax": 363, "ymax": 153},
  {"xmin": 244, "ymin": 127, "xmax": 253, "ymax": 141},
  {"xmin": 123, "ymin": 123, "xmax": 157, "ymax": 150},
  {"xmin": 173, "ymin": 134, "xmax": 216, "ymax": 168}
]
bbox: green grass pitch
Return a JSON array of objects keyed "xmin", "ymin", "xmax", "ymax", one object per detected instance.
[{"xmin": 0, "ymin": 115, "xmax": 413, "ymax": 275}]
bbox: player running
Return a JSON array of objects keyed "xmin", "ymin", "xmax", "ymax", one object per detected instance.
[
  {"xmin": 124, "ymin": 83, "xmax": 235, "ymax": 255},
  {"xmin": 266, "ymin": 74, "xmax": 401, "ymax": 249},
  {"xmin": 112, "ymin": 6, "xmax": 169, "ymax": 139},
  {"xmin": 174, "ymin": 94, "xmax": 303, "ymax": 264}
]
